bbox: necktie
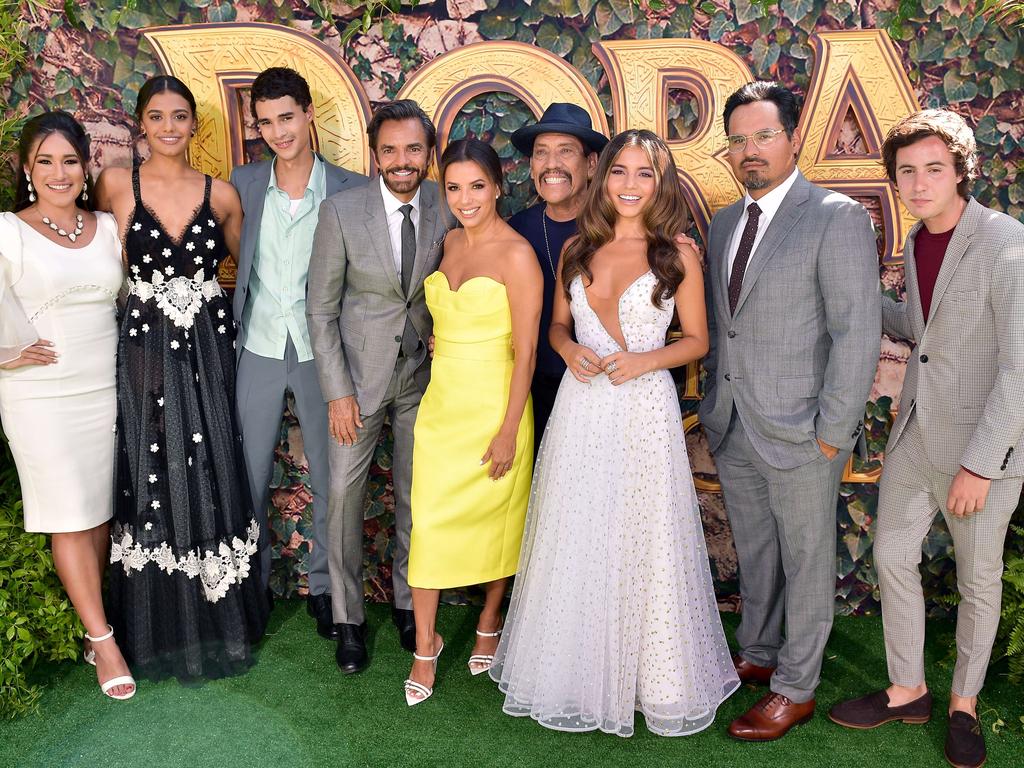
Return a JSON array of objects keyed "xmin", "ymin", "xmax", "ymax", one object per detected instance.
[
  {"xmin": 398, "ymin": 204, "xmax": 420, "ymax": 357},
  {"xmin": 728, "ymin": 201, "xmax": 762, "ymax": 314},
  {"xmin": 399, "ymin": 204, "xmax": 415, "ymax": 294}
]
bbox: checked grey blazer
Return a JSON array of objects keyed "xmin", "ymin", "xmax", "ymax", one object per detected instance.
[
  {"xmin": 306, "ymin": 179, "xmax": 449, "ymax": 415},
  {"xmin": 883, "ymin": 197, "xmax": 1024, "ymax": 478},
  {"xmin": 700, "ymin": 172, "xmax": 882, "ymax": 470}
]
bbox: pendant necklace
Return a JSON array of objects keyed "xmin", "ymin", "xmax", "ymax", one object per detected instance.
[
  {"xmin": 540, "ymin": 209, "xmax": 558, "ymax": 279},
  {"xmin": 41, "ymin": 213, "xmax": 85, "ymax": 242}
]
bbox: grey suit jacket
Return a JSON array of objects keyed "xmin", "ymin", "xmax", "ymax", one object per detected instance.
[
  {"xmin": 699, "ymin": 172, "xmax": 882, "ymax": 470},
  {"xmin": 229, "ymin": 154, "xmax": 366, "ymax": 357},
  {"xmin": 883, "ymin": 197, "xmax": 1024, "ymax": 478},
  {"xmin": 306, "ymin": 178, "xmax": 451, "ymax": 414}
]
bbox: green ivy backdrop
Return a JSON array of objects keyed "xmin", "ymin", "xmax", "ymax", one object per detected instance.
[{"xmin": 1, "ymin": 0, "xmax": 1023, "ymax": 715}]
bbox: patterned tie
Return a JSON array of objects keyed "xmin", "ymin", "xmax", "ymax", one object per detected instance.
[
  {"xmin": 728, "ymin": 201, "xmax": 762, "ymax": 314},
  {"xmin": 398, "ymin": 204, "xmax": 419, "ymax": 357},
  {"xmin": 399, "ymin": 203, "xmax": 415, "ymax": 294}
]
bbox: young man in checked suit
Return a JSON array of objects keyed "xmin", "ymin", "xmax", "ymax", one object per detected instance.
[{"xmin": 830, "ymin": 109, "xmax": 1024, "ymax": 768}]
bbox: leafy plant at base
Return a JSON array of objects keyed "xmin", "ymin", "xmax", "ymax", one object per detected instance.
[
  {"xmin": 0, "ymin": 438, "xmax": 81, "ymax": 719},
  {"xmin": 999, "ymin": 522, "xmax": 1024, "ymax": 683},
  {"xmin": 0, "ymin": 0, "xmax": 26, "ymax": 212}
]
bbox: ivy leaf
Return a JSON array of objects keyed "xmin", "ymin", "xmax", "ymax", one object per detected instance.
[
  {"xmin": 594, "ymin": 2, "xmax": 624, "ymax": 36},
  {"xmin": 781, "ymin": 0, "xmax": 814, "ymax": 21},
  {"xmin": 734, "ymin": 0, "xmax": 764, "ymax": 24},
  {"xmin": 920, "ymin": 0, "xmax": 943, "ymax": 12},
  {"xmin": 535, "ymin": 21, "xmax": 574, "ymax": 57},
  {"xmin": 478, "ymin": 13, "xmax": 517, "ymax": 39},
  {"xmin": 609, "ymin": 0, "xmax": 636, "ymax": 24},
  {"xmin": 983, "ymin": 32, "xmax": 1019, "ymax": 69},
  {"xmin": 666, "ymin": 3, "xmax": 694, "ymax": 35},
  {"xmin": 708, "ymin": 12, "xmax": 730, "ymax": 42},
  {"xmin": 751, "ymin": 38, "xmax": 781, "ymax": 74},
  {"xmin": 208, "ymin": 3, "xmax": 237, "ymax": 23},
  {"xmin": 577, "ymin": 0, "xmax": 598, "ymax": 15},
  {"xmin": 909, "ymin": 26, "xmax": 945, "ymax": 63},
  {"xmin": 942, "ymin": 70, "xmax": 978, "ymax": 103}
]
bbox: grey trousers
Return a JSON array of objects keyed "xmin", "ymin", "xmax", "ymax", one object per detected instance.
[
  {"xmin": 236, "ymin": 340, "xmax": 332, "ymax": 595},
  {"xmin": 875, "ymin": 413, "xmax": 1022, "ymax": 697},
  {"xmin": 714, "ymin": 411, "xmax": 848, "ymax": 703},
  {"xmin": 327, "ymin": 357, "xmax": 421, "ymax": 624}
]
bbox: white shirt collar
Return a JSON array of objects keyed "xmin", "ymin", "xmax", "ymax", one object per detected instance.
[
  {"xmin": 379, "ymin": 175, "xmax": 421, "ymax": 216},
  {"xmin": 742, "ymin": 167, "xmax": 799, "ymax": 219}
]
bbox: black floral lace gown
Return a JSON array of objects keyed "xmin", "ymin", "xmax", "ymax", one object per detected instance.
[{"xmin": 109, "ymin": 167, "xmax": 268, "ymax": 680}]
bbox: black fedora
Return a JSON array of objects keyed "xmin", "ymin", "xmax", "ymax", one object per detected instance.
[{"xmin": 511, "ymin": 102, "xmax": 608, "ymax": 156}]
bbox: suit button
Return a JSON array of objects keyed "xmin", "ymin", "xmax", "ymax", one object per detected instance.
[
  {"xmin": 406, "ymin": 301, "xmax": 412, "ymax": 308},
  {"xmin": 724, "ymin": 374, "xmax": 731, "ymax": 381},
  {"xmin": 727, "ymin": 330, "xmax": 736, "ymax": 338},
  {"xmin": 394, "ymin": 335, "xmax": 402, "ymax": 343},
  {"xmin": 920, "ymin": 354, "xmax": 928, "ymax": 363}
]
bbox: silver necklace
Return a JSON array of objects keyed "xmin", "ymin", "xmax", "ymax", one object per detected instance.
[
  {"xmin": 41, "ymin": 213, "xmax": 85, "ymax": 242},
  {"xmin": 540, "ymin": 209, "xmax": 558, "ymax": 279}
]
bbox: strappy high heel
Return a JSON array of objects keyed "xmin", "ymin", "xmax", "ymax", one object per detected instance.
[
  {"xmin": 467, "ymin": 627, "xmax": 502, "ymax": 676},
  {"xmin": 404, "ymin": 638, "xmax": 444, "ymax": 707},
  {"xmin": 84, "ymin": 624, "xmax": 136, "ymax": 701}
]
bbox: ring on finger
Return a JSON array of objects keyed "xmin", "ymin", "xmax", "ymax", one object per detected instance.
[
  {"xmin": 580, "ymin": 357, "xmax": 590, "ymax": 371},
  {"xmin": 606, "ymin": 361, "xmax": 618, "ymax": 373}
]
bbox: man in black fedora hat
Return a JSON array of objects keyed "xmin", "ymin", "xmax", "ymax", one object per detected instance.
[{"xmin": 508, "ymin": 103, "xmax": 609, "ymax": 449}]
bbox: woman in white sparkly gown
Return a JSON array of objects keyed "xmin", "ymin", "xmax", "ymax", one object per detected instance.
[
  {"xmin": 490, "ymin": 130, "xmax": 739, "ymax": 737},
  {"xmin": 0, "ymin": 112, "xmax": 134, "ymax": 699}
]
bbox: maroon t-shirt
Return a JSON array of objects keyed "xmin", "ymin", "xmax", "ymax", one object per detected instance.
[{"xmin": 914, "ymin": 225, "xmax": 956, "ymax": 321}]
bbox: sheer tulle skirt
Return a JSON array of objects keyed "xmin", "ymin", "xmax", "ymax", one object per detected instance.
[{"xmin": 490, "ymin": 370, "xmax": 739, "ymax": 737}]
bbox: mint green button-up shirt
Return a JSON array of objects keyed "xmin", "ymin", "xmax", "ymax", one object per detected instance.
[{"xmin": 242, "ymin": 157, "xmax": 326, "ymax": 362}]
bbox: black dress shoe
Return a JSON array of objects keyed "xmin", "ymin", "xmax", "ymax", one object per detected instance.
[
  {"xmin": 392, "ymin": 607, "xmax": 416, "ymax": 653},
  {"xmin": 945, "ymin": 711, "xmax": 986, "ymax": 768},
  {"xmin": 335, "ymin": 623, "xmax": 368, "ymax": 674},
  {"xmin": 307, "ymin": 593, "xmax": 339, "ymax": 640}
]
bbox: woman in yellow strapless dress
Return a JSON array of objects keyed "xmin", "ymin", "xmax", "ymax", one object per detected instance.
[{"xmin": 404, "ymin": 139, "xmax": 543, "ymax": 706}]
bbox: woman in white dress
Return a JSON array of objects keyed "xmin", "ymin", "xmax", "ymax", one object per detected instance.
[
  {"xmin": 489, "ymin": 130, "xmax": 739, "ymax": 737},
  {"xmin": 0, "ymin": 112, "xmax": 134, "ymax": 700}
]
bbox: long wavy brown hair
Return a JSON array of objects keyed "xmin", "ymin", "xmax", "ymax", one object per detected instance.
[{"xmin": 561, "ymin": 129, "xmax": 689, "ymax": 307}]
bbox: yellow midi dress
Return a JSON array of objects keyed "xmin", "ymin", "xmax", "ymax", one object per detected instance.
[{"xmin": 408, "ymin": 271, "xmax": 534, "ymax": 589}]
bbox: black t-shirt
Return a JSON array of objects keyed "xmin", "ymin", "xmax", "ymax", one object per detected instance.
[{"xmin": 508, "ymin": 203, "xmax": 578, "ymax": 378}]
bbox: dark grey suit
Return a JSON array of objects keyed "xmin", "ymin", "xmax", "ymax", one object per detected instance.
[
  {"xmin": 700, "ymin": 172, "xmax": 881, "ymax": 702},
  {"xmin": 306, "ymin": 178, "xmax": 450, "ymax": 624},
  {"xmin": 876, "ymin": 198, "xmax": 1024, "ymax": 697},
  {"xmin": 230, "ymin": 156, "xmax": 365, "ymax": 595}
]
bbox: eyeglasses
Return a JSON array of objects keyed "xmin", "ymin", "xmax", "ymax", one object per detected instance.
[{"xmin": 725, "ymin": 128, "xmax": 787, "ymax": 154}]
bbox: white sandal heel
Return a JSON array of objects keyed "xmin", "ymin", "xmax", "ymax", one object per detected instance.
[
  {"xmin": 467, "ymin": 627, "xmax": 502, "ymax": 676},
  {"xmin": 404, "ymin": 639, "xmax": 444, "ymax": 706},
  {"xmin": 84, "ymin": 624, "xmax": 136, "ymax": 701}
]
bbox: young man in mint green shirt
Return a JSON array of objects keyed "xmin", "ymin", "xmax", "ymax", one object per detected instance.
[{"xmin": 229, "ymin": 67, "xmax": 365, "ymax": 638}]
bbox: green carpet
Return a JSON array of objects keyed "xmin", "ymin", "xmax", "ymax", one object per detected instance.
[{"xmin": 2, "ymin": 602, "xmax": 1022, "ymax": 768}]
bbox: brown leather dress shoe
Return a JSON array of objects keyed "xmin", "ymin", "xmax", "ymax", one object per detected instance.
[
  {"xmin": 828, "ymin": 689, "xmax": 932, "ymax": 729},
  {"xmin": 728, "ymin": 692, "xmax": 815, "ymax": 741},
  {"xmin": 733, "ymin": 654, "xmax": 775, "ymax": 685}
]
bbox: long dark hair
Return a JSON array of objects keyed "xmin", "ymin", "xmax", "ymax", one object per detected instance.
[
  {"xmin": 561, "ymin": 129, "xmax": 689, "ymax": 306},
  {"xmin": 135, "ymin": 75, "xmax": 197, "ymax": 120},
  {"xmin": 439, "ymin": 138, "xmax": 504, "ymax": 195},
  {"xmin": 14, "ymin": 110, "xmax": 95, "ymax": 213}
]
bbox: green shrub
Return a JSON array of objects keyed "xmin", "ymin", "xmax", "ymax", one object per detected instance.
[
  {"xmin": 999, "ymin": 522, "xmax": 1024, "ymax": 684},
  {"xmin": 0, "ymin": 438, "xmax": 81, "ymax": 719}
]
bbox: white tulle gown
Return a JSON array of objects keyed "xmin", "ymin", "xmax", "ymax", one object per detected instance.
[{"xmin": 489, "ymin": 271, "xmax": 739, "ymax": 737}]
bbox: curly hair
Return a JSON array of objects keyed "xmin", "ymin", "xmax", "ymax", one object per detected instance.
[
  {"xmin": 561, "ymin": 129, "xmax": 689, "ymax": 307},
  {"xmin": 881, "ymin": 109, "xmax": 978, "ymax": 199}
]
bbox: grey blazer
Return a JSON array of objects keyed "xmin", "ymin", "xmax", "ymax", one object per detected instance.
[
  {"xmin": 699, "ymin": 172, "xmax": 882, "ymax": 470},
  {"xmin": 883, "ymin": 197, "xmax": 1024, "ymax": 478},
  {"xmin": 229, "ymin": 154, "xmax": 366, "ymax": 356},
  {"xmin": 306, "ymin": 179, "xmax": 450, "ymax": 414}
]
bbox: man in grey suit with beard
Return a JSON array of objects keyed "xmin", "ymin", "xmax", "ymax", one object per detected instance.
[
  {"xmin": 700, "ymin": 81, "xmax": 881, "ymax": 740},
  {"xmin": 829, "ymin": 110, "xmax": 1024, "ymax": 768},
  {"xmin": 306, "ymin": 100, "xmax": 451, "ymax": 674},
  {"xmin": 230, "ymin": 68, "xmax": 365, "ymax": 639}
]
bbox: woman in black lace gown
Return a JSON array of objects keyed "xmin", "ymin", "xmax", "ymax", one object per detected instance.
[{"xmin": 96, "ymin": 76, "xmax": 267, "ymax": 680}]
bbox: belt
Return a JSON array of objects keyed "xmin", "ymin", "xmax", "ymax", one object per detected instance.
[{"xmin": 433, "ymin": 337, "xmax": 514, "ymax": 362}]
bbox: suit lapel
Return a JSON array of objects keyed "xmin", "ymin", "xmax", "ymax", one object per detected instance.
[
  {"xmin": 364, "ymin": 179, "xmax": 405, "ymax": 298},
  {"xmin": 238, "ymin": 162, "xmax": 273, "ymax": 289},
  {"xmin": 712, "ymin": 201, "xmax": 743, "ymax": 314},
  {"xmin": 732, "ymin": 175, "xmax": 810, "ymax": 316},
  {"xmin": 323, "ymin": 156, "xmax": 351, "ymax": 197},
  {"xmin": 925, "ymin": 197, "xmax": 981, "ymax": 327},
  {"xmin": 901, "ymin": 220, "xmax": 925, "ymax": 336},
  {"xmin": 410, "ymin": 182, "xmax": 442, "ymax": 291}
]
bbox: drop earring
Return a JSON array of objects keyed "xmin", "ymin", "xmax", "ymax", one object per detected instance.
[
  {"xmin": 80, "ymin": 179, "xmax": 88, "ymax": 202},
  {"xmin": 26, "ymin": 173, "xmax": 35, "ymax": 203}
]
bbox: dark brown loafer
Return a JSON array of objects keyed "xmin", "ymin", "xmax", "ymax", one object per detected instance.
[
  {"xmin": 828, "ymin": 689, "xmax": 932, "ymax": 729},
  {"xmin": 732, "ymin": 653, "xmax": 775, "ymax": 685},
  {"xmin": 728, "ymin": 692, "xmax": 815, "ymax": 741},
  {"xmin": 945, "ymin": 711, "xmax": 985, "ymax": 768}
]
